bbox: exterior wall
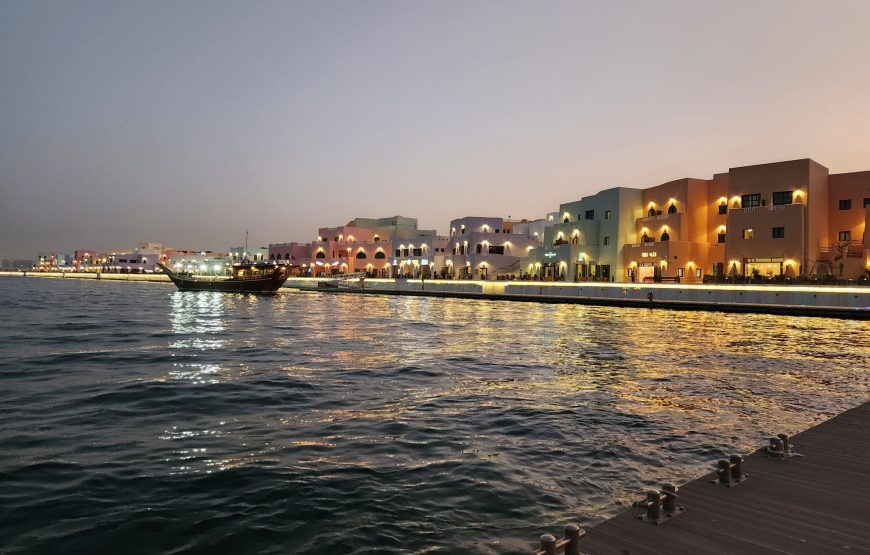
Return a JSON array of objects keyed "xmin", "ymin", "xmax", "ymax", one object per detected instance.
[
  {"xmin": 538, "ymin": 187, "xmax": 642, "ymax": 282},
  {"xmin": 268, "ymin": 242, "xmax": 312, "ymax": 262},
  {"xmin": 229, "ymin": 246, "xmax": 268, "ymax": 262},
  {"xmin": 104, "ymin": 248, "xmax": 163, "ymax": 273},
  {"xmin": 706, "ymin": 172, "xmax": 729, "ymax": 275},
  {"xmin": 828, "ymin": 171, "xmax": 870, "ymax": 244},
  {"xmin": 826, "ymin": 171, "xmax": 870, "ymax": 277},
  {"xmin": 347, "ymin": 216, "xmax": 436, "ymax": 242},
  {"xmin": 625, "ymin": 179, "xmax": 712, "ymax": 283},
  {"xmin": 511, "ymin": 213, "xmax": 557, "ymax": 244},
  {"xmin": 447, "ymin": 217, "xmax": 537, "ymax": 279},
  {"xmin": 724, "ymin": 159, "xmax": 821, "ymax": 277},
  {"xmin": 162, "ymin": 250, "xmax": 229, "ymax": 275},
  {"xmin": 72, "ymin": 249, "xmax": 100, "ymax": 271},
  {"xmin": 268, "ymin": 215, "xmax": 439, "ymax": 278},
  {"xmin": 35, "ymin": 253, "xmax": 72, "ymax": 271},
  {"xmin": 725, "ymin": 205, "xmax": 806, "ymax": 277}
]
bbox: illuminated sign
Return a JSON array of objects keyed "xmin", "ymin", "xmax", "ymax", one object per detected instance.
[{"xmin": 544, "ymin": 252, "xmax": 557, "ymax": 258}]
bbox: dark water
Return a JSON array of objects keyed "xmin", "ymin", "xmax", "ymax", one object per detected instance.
[{"xmin": 1, "ymin": 277, "xmax": 869, "ymax": 554}]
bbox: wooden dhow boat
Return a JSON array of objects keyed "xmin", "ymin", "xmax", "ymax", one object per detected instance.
[{"xmin": 158, "ymin": 262, "xmax": 290, "ymax": 293}]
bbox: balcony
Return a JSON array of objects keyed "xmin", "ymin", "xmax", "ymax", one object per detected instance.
[
  {"xmin": 624, "ymin": 241, "xmax": 672, "ymax": 262},
  {"xmin": 729, "ymin": 203, "xmax": 803, "ymax": 214}
]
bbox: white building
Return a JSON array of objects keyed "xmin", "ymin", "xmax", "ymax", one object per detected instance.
[{"xmin": 445, "ymin": 217, "xmax": 539, "ymax": 279}]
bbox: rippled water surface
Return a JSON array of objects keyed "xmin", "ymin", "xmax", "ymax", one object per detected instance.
[{"xmin": 1, "ymin": 277, "xmax": 869, "ymax": 554}]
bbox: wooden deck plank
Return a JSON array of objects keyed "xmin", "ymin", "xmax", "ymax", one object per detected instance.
[{"xmin": 574, "ymin": 401, "xmax": 870, "ymax": 555}]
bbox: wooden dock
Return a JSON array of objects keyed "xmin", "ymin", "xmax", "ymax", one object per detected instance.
[
  {"xmin": 544, "ymin": 402, "xmax": 870, "ymax": 555},
  {"xmin": 543, "ymin": 401, "xmax": 870, "ymax": 554}
]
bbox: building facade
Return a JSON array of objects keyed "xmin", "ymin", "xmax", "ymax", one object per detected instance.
[
  {"xmin": 446, "ymin": 216, "xmax": 539, "ymax": 279},
  {"xmin": 535, "ymin": 187, "xmax": 643, "ymax": 281}
]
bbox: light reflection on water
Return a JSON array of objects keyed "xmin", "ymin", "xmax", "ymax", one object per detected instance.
[{"xmin": 1, "ymin": 278, "xmax": 868, "ymax": 554}]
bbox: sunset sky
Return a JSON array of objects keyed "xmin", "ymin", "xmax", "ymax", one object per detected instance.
[{"xmin": 2, "ymin": 0, "xmax": 870, "ymax": 258}]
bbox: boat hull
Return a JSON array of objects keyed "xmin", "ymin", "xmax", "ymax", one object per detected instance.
[{"xmin": 159, "ymin": 263, "xmax": 289, "ymax": 293}]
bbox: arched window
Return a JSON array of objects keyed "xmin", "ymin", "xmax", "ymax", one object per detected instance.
[
  {"xmin": 355, "ymin": 251, "xmax": 367, "ymax": 259},
  {"xmin": 316, "ymin": 251, "xmax": 325, "ymax": 259},
  {"xmin": 269, "ymin": 253, "xmax": 275, "ymax": 260},
  {"xmin": 660, "ymin": 232, "xmax": 670, "ymax": 241},
  {"xmin": 641, "ymin": 233, "xmax": 650, "ymax": 243},
  {"xmin": 373, "ymin": 235, "xmax": 380, "ymax": 241},
  {"xmin": 285, "ymin": 253, "xmax": 291, "ymax": 260},
  {"xmin": 563, "ymin": 216, "xmax": 569, "ymax": 223},
  {"xmin": 648, "ymin": 208, "xmax": 656, "ymax": 217},
  {"xmin": 476, "ymin": 244, "xmax": 482, "ymax": 254},
  {"xmin": 668, "ymin": 204, "xmax": 677, "ymax": 214},
  {"xmin": 374, "ymin": 251, "xmax": 386, "ymax": 259}
]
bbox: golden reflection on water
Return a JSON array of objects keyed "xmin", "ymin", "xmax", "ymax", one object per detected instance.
[
  {"xmin": 169, "ymin": 291, "xmax": 227, "ymax": 382},
  {"xmin": 160, "ymin": 290, "xmax": 870, "ymax": 477}
]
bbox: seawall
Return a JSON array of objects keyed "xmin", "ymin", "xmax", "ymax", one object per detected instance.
[{"xmin": 285, "ymin": 277, "xmax": 870, "ymax": 319}]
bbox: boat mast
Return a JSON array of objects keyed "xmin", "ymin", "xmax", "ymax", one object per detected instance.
[{"xmin": 245, "ymin": 229, "xmax": 249, "ymax": 262}]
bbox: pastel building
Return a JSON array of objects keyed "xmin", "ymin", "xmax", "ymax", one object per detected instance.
[
  {"xmin": 102, "ymin": 243, "xmax": 168, "ymax": 273},
  {"xmin": 623, "ymin": 178, "xmax": 719, "ymax": 283},
  {"xmin": 536, "ymin": 188, "xmax": 643, "ymax": 281},
  {"xmin": 819, "ymin": 169, "xmax": 870, "ymax": 278},
  {"xmin": 35, "ymin": 252, "xmax": 72, "ymax": 271},
  {"xmin": 72, "ymin": 249, "xmax": 100, "ymax": 271},
  {"xmin": 446, "ymin": 217, "xmax": 539, "ymax": 279},
  {"xmin": 620, "ymin": 158, "xmax": 869, "ymax": 281},
  {"xmin": 511, "ymin": 213, "xmax": 559, "ymax": 245},
  {"xmin": 229, "ymin": 246, "xmax": 268, "ymax": 263},
  {"xmin": 269, "ymin": 215, "xmax": 439, "ymax": 278}
]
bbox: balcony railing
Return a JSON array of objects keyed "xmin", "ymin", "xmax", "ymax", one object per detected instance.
[{"xmin": 730, "ymin": 204, "xmax": 802, "ymax": 213}]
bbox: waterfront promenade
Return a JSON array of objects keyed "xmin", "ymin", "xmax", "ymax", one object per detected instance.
[
  {"xmin": 544, "ymin": 400, "xmax": 870, "ymax": 554},
  {"xmin": 288, "ymin": 277, "xmax": 870, "ymax": 319},
  {"xmin": 2, "ymin": 271, "xmax": 869, "ymax": 319}
]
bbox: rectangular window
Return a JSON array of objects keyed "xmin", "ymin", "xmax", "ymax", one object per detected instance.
[
  {"xmin": 584, "ymin": 210, "xmax": 595, "ymax": 220},
  {"xmin": 487, "ymin": 245, "xmax": 505, "ymax": 255},
  {"xmin": 839, "ymin": 199, "xmax": 852, "ymax": 210},
  {"xmin": 677, "ymin": 268, "xmax": 684, "ymax": 277},
  {"xmin": 695, "ymin": 268, "xmax": 702, "ymax": 278},
  {"xmin": 604, "ymin": 210, "xmax": 612, "ymax": 220},
  {"xmin": 772, "ymin": 227, "xmax": 785, "ymax": 239},
  {"xmin": 864, "ymin": 198, "xmax": 870, "ymax": 207},
  {"xmin": 772, "ymin": 191, "xmax": 793, "ymax": 206},
  {"xmin": 718, "ymin": 204, "xmax": 727, "ymax": 215},
  {"xmin": 743, "ymin": 229, "xmax": 753, "ymax": 240},
  {"xmin": 395, "ymin": 249, "xmax": 401, "ymax": 257},
  {"xmin": 603, "ymin": 236, "xmax": 610, "ymax": 246},
  {"xmin": 741, "ymin": 194, "xmax": 761, "ymax": 208},
  {"xmin": 839, "ymin": 231, "xmax": 852, "ymax": 241},
  {"xmin": 717, "ymin": 233, "xmax": 726, "ymax": 244},
  {"xmin": 412, "ymin": 248, "xmax": 422, "ymax": 257}
]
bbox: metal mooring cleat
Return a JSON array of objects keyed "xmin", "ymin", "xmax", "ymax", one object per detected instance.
[
  {"xmin": 711, "ymin": 454, "xmax": 749, "ymax": 486},
  {"xmin": 534, "ymin": 523, "xmax": 587, "ymax": 555},
  {"xmin": 764, "ymin": 433, "xmax": 803, "ymax": 459},
  {"xmin": 634, "ymin": 483, "xmax": 685, "ymax": 524}
]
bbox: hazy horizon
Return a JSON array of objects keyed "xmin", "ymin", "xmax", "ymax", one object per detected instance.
[{"xmin": 3, "ymin": 0, "xmax": 870, "ymax": 259}]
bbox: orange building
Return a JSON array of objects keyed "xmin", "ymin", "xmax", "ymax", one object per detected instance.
[
  {"xmin": 623, "ymin": 158, "xmax": 870, "ymax": 282},
  {"xmin": 624, "ymin": 178, "xmax": 719, "ymax": 283},
  {"xmin": 825, "ymin": 170, "xmax": 870, "ymax": 278}
]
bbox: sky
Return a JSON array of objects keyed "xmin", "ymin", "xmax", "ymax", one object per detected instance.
[{"xmin": 2, "ymin": 0, "xmax": 870, "ymax": 259}]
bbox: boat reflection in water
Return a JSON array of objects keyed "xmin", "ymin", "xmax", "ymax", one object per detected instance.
[{"xmin": 158, "ymin": 262, "xmax": 290, "ymax": 293}]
